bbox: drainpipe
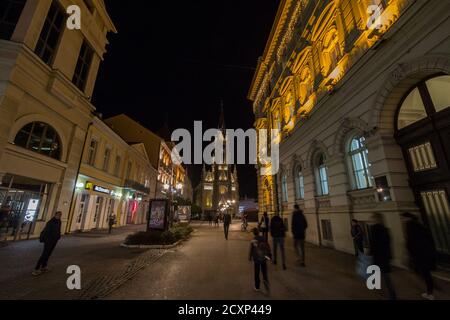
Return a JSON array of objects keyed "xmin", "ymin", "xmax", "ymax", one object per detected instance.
[{"xmin": 65, "ymin": 120, "xmax": 93, "ymax": 234}]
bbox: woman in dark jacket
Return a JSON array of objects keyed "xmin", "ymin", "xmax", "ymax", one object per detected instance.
[{"xmin": 401, "ymin": 212, "xmax": 437, "ymax": 300}]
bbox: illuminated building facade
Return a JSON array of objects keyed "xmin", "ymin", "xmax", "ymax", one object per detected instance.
[
  {"xmin": 249, "ymin": 0, "xmax": 450, "ymax": 265},
  {"xmin": 195, "ymin": 109, "xmax": 239, "ymax": 217},
  {"xmin": 104, "ymin": 115, "xmax": 189, "ymax": 202},
  {"xmin": 0, "ymin": 0, "xmax": 116, "ymax": 240},
  {"xmin": 68, "ymin": 117, "xmax": 157, "ymax": 232}
]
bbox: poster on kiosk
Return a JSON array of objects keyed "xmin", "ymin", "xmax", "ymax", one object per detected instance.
[{"xmin": 147, "ymin": 199, "xmax": 170, "ymax": 231}]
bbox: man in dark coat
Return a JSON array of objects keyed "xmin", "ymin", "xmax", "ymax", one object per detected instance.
[
  {"xmin": 401, "ymin": 212, "xmax": 437, "ymax": 300},
  {"xmin": 258, "ymin": 212, "xmax": 270, "ymax": 241},
  {"xmin": 351, "ymin": 219, "xmax": 364, "ymax": 256},
  {"xmin": 270, "ymin": 212, "xmax": 286, "ymax": 270},
  {"xmin": 33, "ymin": 211, "xmax": 62, "ymax": 276},
  {"xmin": 223, "ymin": 212, "xmax": 231, "ymax": 240},
  {"xmin": 291, "ymin": 205, "xmax": 308, "ymax": 267},
  {"xmin": 369, "ymin": 213, "xmax": 396, "ymax": 300}
]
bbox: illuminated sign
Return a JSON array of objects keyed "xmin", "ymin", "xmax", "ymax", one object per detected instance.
[
  {"xmin": 86, "ymin": 182, "xmax": 111, "ymax": 195},
  {"xmin": 94, "ymin": 185, "xmax": 111, "ymax": 194}
]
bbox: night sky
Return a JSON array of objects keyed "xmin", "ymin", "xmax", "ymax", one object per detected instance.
[{"xmin": 92, "ymin": 1, "xmax": 280, "ymax": 199}]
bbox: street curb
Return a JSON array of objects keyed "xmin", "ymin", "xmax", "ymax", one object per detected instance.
[
  {"xmin": 120, "ymin": 239, "xmax": 183, "ymax": 249},
  {"xmin": 120, "ymin": 230, "xmax": 197, "ymax": 249}
]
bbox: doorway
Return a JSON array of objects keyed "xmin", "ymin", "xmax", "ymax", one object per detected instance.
[{"xmin": 395, "ymin": 75, "xmax": 450, "ymax": 263}]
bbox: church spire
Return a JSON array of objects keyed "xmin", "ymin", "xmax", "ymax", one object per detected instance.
[{"xmin": 218, "ymin": 100, "xmax": 226, "ymax": 131}]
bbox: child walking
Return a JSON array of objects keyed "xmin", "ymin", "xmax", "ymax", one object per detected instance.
[{"xmin": 249, "ymin": 228, "xmax": 271, "ymax": 292}]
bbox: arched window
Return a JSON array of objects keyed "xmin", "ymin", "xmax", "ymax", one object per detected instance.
[
  {"xmin": 314, "ymin": 153, "xmax": 329, "ymax": 196},
  {"xmin": 294, "ymin": 165, "xmax": 305, "ymax": 200},
  {"xmin": 349, "ymin": 136, "xmax": 373, "ymax": 190},
  {"xmin": 281, "ymin": 174, "xmax": 289, "ymax": 203},
  {"xmin": 397, "ymin": 75, "xmax": 450, "ymax": 130},
  {"xmin": 14, "ymin": 122, "xmax": 61, "ymax": 160}
]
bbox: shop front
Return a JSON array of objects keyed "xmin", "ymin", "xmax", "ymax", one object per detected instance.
[
  {"xmin": 69, "ymin": 176, "xmax": 124, "ymax": 233},
  {"xmin": 0, "ymin": 174, "xmax": 51, "ymax": 240}
]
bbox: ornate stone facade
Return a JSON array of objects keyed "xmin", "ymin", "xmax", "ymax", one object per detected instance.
[{"xmin": 249, "ymin": 0, "xmax": 450, "ymax": 265}]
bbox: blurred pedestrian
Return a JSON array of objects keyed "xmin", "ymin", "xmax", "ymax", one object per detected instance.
[
  {"xmin": 108, "ymin": 214, "xmax": 116, "ymax": 234},
  {"xmin": 258, "ymin": 212, "xmax": 270, "ymax": 241},
  {"xmin": 249, "ymin": 227, "xmax": 271, "ymax": 292},
  {"xmin": 33, "ymin": 211, "xmax": 62, "ymax": 276},
  {"xmin": 208, "ymin": 213, "xmax": 213, "ymax": 226},
  {"xmin": 223, "ymin": 212, "xmax": 231, "ymax": 240},
  {"xmin": 351, "ymin": 219, "xmax": 364, "ymax": 256},
  {"xmin": 401, "ymin": 212, "xmax": 437, "ymax": 300},
  {"xmin": 214, "ymin": 213, "xmax": 220, "ymax": 227},
  {"xmin": 292, "ymin": 205, "xmax": 308, "ymax": 267},
  {"xmin": 270, "ymin": 212, "xmax": 286, "ymax": 270},
  {"xmin": 370, "ymin": 213, "xmax": 397, "ymax": 300},
  {"xmin": 0, "ymin": 204, "xmax": 11, "ymax": 243}
]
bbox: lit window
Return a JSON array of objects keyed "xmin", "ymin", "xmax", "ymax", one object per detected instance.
[
  {"xmin": 349, "ymin": 136, "xmax": 373, "ymax": 190},
  {"xmin": 315, "ymin": 154, "xmax": 329, "ymax": 196},
  {"xmin": 294, "ymin": 165, "xmax": 305, "ymax": 200},
  {"xmin": 281, "ymin": 174, "xmax": 288, "ymax": 203},
  {"xmin": 14, "ymin": 122, "xmax": 61, "ymax": 160}
]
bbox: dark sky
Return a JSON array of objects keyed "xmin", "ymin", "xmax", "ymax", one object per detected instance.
[{"xmin": 92, "ymin": 1, "xmax": 280, "ymax": 199}]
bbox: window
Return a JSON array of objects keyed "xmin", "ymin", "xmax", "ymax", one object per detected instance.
[
  {"xmin": 281, "ymin": 174, "xmax": 288, "ymax": 203},
  {"xmin": 321, "ymin": 220, "xmax": 333, "ymax": 241},
  {"xmin": 87, "ymin": 139, "xmax": 97, "ymax": 166},
  {"xmin": 408, "ymin": 142, "xmax": 437, "ymax": 172},
  {"xmin": 82, "ymin": 0, "xmax": 95, "ymax": 13},
  {"xmin": 102, "ymin": 148, "xmax": 111, "ymax": 172},
  {"xmin": 315, "ymin": 154, "xmax": 329, "ymax": 196},
  {"xmin": 397, "ymin": 76, "xmax": 450, "ymax": 130},
  {"xmin": 349, "ymin": 136, "xmax": 373, "ymax": 189},
  {"xmin": 14, "ymin": 122, "xmax": 61, "ymax": 160},
  {"xmin": 0, "ymin": 0, "xmax": 26, "ymax": 40},
  {"xmin": 114, "ymin": 156, "xmax": 121, "ymax": 176},
  {"xmin": 426, "ymin": 76, "xmax": 450, "ymax": 113},
  {"xmin": 72, "ymin": 40, "xmax": 94, "ymax": 91},
  {"xmin": 397, "ymin": 88, "xmax": 427, "ymax": 130},
  {"xmin": 35, "ymin": 1, "xmax": 65, "ymax": 65},
  {"xmin": 126, "ymin": 161, "xmax": 132, "ymax": 180},
  {"xmin": 294, "ymin": 165, "xmax": 305, "ymax": 200},
  {"xmin": 323, "ymin": 29, "xmax": 341, "ymax": 73},
  {"xmin": 340, "ymin": 0, "xmax": 357, "ymax": 34}
]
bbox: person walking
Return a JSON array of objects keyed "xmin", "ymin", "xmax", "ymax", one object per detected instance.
[
  {"xmin": 370, "ymin": 213, "xmax": 397, "ymax": 300},
  {"xmin": 0, "ymin": 204, "xmax": 11, "ymax": 244},
  {"xmin": 249, "ymin": 227, "xmax": 271, "ymax": 292},
  {"xmin": 351, "ymin": 219, "xmax": 365, "ymax": 256},
  {"xmin": 108, "ymin": 214, "xmax": 116, "ymax": 234},
  {"xmin": 270, "ymin": 212, "xmax": 286, "ymax": 270},
  {"xmin": 208, "ymin": 213, "xmax": 213, "ymax": 226},
  {"xmin": 214, "ymin": 213, "xmax": 220, "ymax": 227},
  {"xmin": 223, "ymin": 212, "xmax": 231, "ymax": 240},
  {"xmin": 291, "ymin": 205, "xmax": 307, "ymax": 267},
  {"xmin": 258, "ymin": 212, "xmax": 270, "ymax": 241},
  {"xmin": 33, "ymin": 211, "xmax": 62, "ymax": 276},
  {"xmin": 401, "ymin": 212, "xmax": 437, "ymax": 300}
]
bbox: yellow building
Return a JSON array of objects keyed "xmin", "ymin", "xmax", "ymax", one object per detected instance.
[
  {"xmin": 0, "ymin": 0, "xmax": 116, "ymax": 240},
  {"xmin": 104, "ymin": 114, "xmax": 189, "ymax": 201},
  {"xmin": 249, "ymin": 0, "xmax": 450, "ymax": 265},
  {"xmin": 67, "ymin": 117, "xmax": 158, "ymax": 233}
]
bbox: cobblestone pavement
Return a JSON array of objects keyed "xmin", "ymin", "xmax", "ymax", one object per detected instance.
[
  {"xmin": 1, "ymin": 222, "xmax": 450, "ymax": 300},
  {"xmin": 107, "ymin": 222, "xmax": 450, "ymax": 300},
  {"xmin": 0, "ymin": 224, "xmax": 149, "ymax": 300}
]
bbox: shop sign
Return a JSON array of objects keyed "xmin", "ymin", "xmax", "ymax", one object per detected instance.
[{"xmin": 86, "ymin": 182, "xmax": 111, "ymax": 195}]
